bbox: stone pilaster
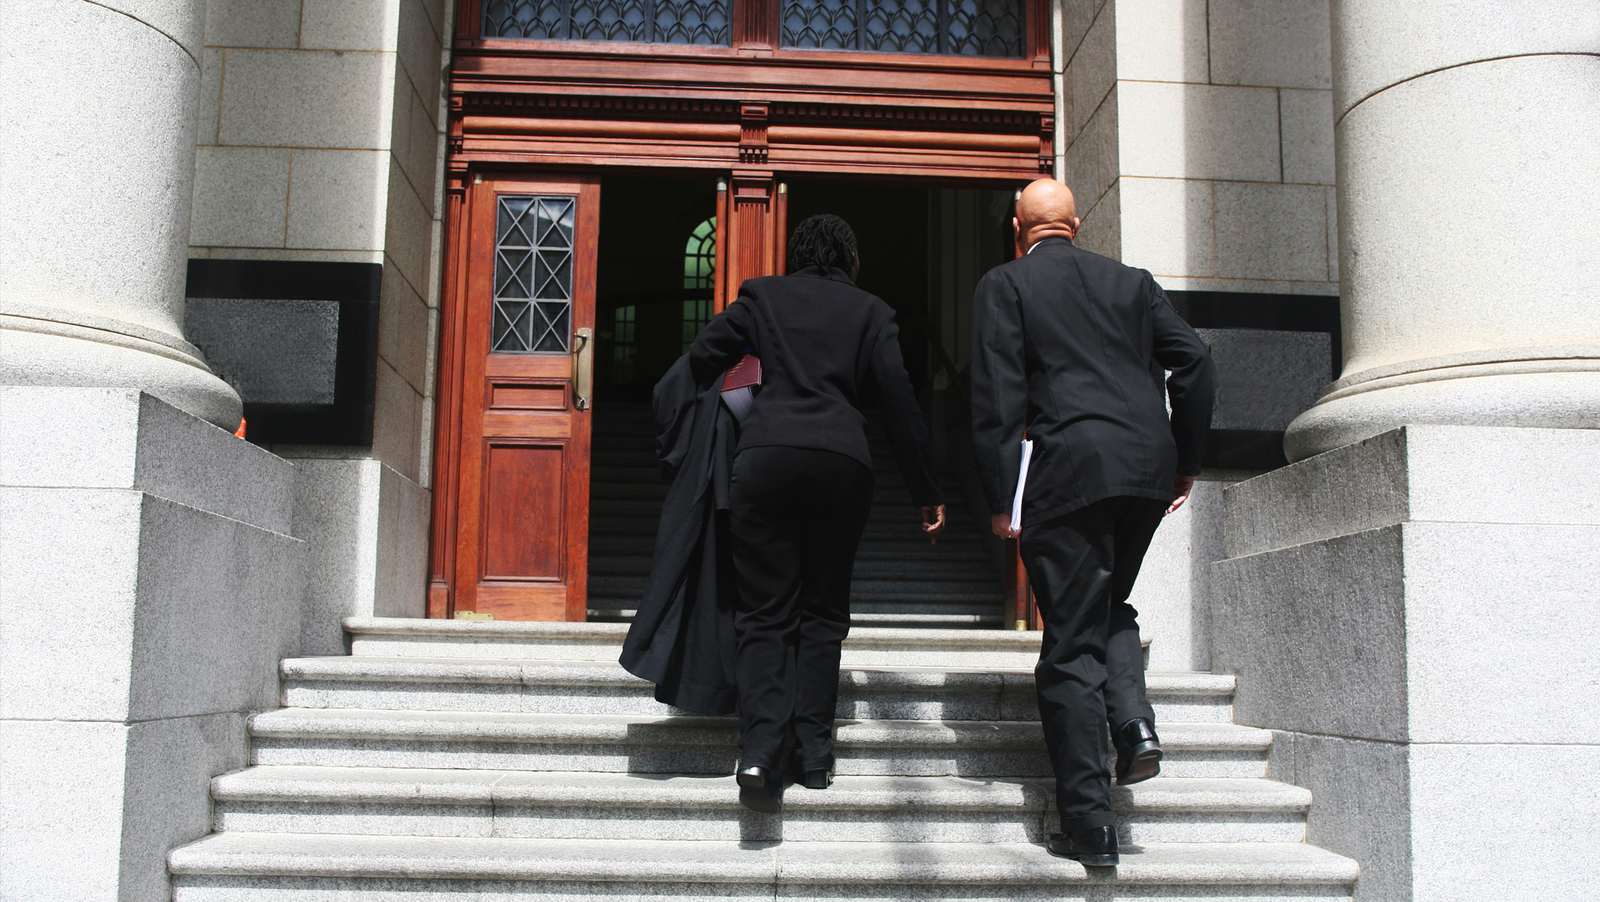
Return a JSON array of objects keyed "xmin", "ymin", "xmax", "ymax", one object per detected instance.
[
  {"xmin": 1213, "ymin": 426, "xmax": 1600, "ymax": 899},
  {"xmin": 0, "ymin": 388, "xmax": 304, "ymax": 901},
  {"xmin": 1213, "ymin": 7, "xmax": 1600, "ymax": 898},
  {"xmin": 1283, "ymin": 1, "xmax": 1600, "ymax": 460},
  {"xmin": 0, "ymin": 0, "xmax": 241, "ymax": 428}
]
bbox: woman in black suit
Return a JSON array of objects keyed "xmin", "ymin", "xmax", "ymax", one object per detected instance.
[{"xmin": 689, "ymin": 214, "xmax": 946, "ymax": 813}]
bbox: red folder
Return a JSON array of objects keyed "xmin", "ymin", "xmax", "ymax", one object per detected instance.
[{"xmin": 723, "ymin": 354, "xmax": 762, "ymax": 391}]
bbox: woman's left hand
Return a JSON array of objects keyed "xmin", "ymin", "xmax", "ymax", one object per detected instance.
[{"xmin": 920, "ymin": 505, "xmax": 947, "ymax": 544}]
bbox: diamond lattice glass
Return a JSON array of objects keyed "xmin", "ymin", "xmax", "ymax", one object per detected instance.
[{"xmin": 493, "ymin": 196, "xmax": 576, "ymax": 353}]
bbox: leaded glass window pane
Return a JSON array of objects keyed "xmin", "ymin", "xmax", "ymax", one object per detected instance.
[
  {"xmin": 946, "ymin": 0, "xmax": 1021, "ymax": 56},
  {"xmin": 611, "ymin": 305, "xmax": 637, "ymax": 383},
  {"xmin": 484, "ymin": 0, "xmax": 731, "ymax": 45},
  {"xmin": 681, "ymin": 217, "xmax": 715, "ymax": 352},
  {"xmin": 781, "ymin": 0, "xmax": 1023, "ymax": 56},
  {"xmin": 493, "ymin": 195, "xmax": 576, "ymax": 353},
  {"xmin": 783, "ymin": 0, "xmax": 856, "ymax": 49},
  {"xmin": 683, "ymin": 217, "xmax": 716, "ymax": 290}
]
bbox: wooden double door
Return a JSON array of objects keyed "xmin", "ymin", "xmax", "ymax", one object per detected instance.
[{"xmin": 431, "ymin": 170, "xmax": 786, "ymax": 621}]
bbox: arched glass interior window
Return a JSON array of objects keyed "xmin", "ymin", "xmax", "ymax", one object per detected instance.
[
  {"xmin": 611, "ymin": 304, "xmax": 636, "ymax": 383},
  {"xmin": 682, "ymin": 217, "xmax": 715, "ymax": 352},
  {"xmin": 484, "ymin": 0, "xmax": 732, "ymax": 45}
]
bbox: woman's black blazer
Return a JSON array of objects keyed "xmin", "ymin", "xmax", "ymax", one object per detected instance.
[{"xmin": 689, "ymin": 265, "xmax": 943, "ymax": 507}]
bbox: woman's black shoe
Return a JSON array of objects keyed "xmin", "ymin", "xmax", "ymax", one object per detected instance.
[
  {"xmin": 799, "ymin": 766, "xmax": 833, "ymax": 790},
  {"xmin": 1113, "ymin": 717, "xmax": 1163, "ymax": 785},
  {"xmin": 1047, "ymin": 826, "xmax": 1119, "ymax": 866},
  {"xmin": 736, "ymin": 765, "xmax": 782, "ymax": 814},
  {"xmin": 793, "ymin": 753, "xmax": 834, "ymax": 790}
]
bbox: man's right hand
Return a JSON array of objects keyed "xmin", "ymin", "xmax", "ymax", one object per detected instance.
[
  {"xmin": 921, "ymin": 505, "xmax": 948, "ymax": 544},
  {"xmin": 991, "ymin": 513, "xmax": 1020, "ymax": 538},
  {"xmin": 1166, "ymin": 474, "xmax": 1196, "ymax": 515}
]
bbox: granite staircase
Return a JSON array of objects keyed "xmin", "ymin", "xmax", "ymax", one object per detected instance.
[
  {"xmin": 586, "ymin": 402, "xmax": 1004, "ymax": 627},
  {"xmin": 167, "ymin": 618, "xmax": 1359, "ymax": 899}
]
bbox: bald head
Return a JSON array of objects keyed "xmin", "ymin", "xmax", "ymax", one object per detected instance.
[{"xmin": 1013, "ymin": 178, "xmax": 1080, "ymax": 253}]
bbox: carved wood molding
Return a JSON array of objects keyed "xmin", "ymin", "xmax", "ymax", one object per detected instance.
[
  {"xmin": 448, "ymin": 95, "xmax": 466, "ymax": 157},
  {"xmin": 739, "ymin": 103, "xmax": 770, "ymax": 164},
  {"xmin": 768, "ymin": 102, "xmax": 1041, "ymax": 132},
  {"xmin": 734, "ymin": 0, "xmax": 779, "ymax": 53},
  {"xmin": 466, "ymin": 93, "xmax": 743, "ymax": 121},
  {"xmin": 462, "ymin": 92, "xmax": 1044, "ymax": 131},
  {"xmin": 453, "ymin": 91, "xmax": 1052, "ymax": 179}
]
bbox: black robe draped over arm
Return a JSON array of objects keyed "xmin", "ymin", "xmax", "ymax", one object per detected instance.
[{"xmin": 618, "ymin": 355, "xmax": 740, "ymax": 715}]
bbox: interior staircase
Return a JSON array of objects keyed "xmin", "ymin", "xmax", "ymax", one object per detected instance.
[
  {"xmin": 586, "ymin": 401, "xmax": 1004, "ymax": 628},
  {"xmin": 167, "ymin": 617, "xmax": 1359, "ymax": 899}
]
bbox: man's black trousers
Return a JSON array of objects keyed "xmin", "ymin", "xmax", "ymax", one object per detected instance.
[
  {"xmin": 728, "ymin": 445, "xmax": 874, "ymax": 772},
  {"xmin": 1020, "ymin": 495, "xmax": 1166, "ymax": 831}
]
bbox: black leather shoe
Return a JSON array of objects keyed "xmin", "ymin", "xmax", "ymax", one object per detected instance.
[
  {"xmin": 736, "ymin": 765, "xmax": 782, "ymax": 814},
  {"xmin": 1047, "ymin": 826, "xmax": 1119, "ymax": 866},
  {"xmin": 786, "ymin": 749, "xmax": 834, "ymax": 790},
  {"xmin": 1113, "ymin": 717, "xmax": 1162, "ymax": 786},
  {"xmin": 799, "ymin": 763, "xmax": 834, "ymax": 790}
]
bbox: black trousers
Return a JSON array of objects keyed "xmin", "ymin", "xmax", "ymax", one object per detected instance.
[
  {"xmin": 728, "ymin": 445, "xmax": 874, "ymax": 772},
  {"xmin": 1020, "ymin": 495, "xmax": 1166, "ymax": 831}
]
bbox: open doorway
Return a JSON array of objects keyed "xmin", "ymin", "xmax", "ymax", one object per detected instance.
[
  {"xmin": 592, "ymin": 175, "xmax": 721, "ymax": 405},
  {"xmin": 585, "ymin": 175, "xmax": 1018, "ymax": 626},
  {"xmin": 785, "ymin": 180, "xmax": 1015, "ymax": 392}
]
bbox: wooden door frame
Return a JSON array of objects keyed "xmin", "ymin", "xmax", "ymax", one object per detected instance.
[
  {"xmin": 431, "ymin": 1, "xmax": 1056, "ymax": 619},
  {"xmin": 428, "ymin": 172, "xmax": 599, "ymax": 621}
]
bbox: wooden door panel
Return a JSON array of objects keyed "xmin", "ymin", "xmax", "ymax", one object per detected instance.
[
  {"xmin": 475, "ymin": 584, "xmax": 569, "ymax": 620},
  {"xmin": 482, "ymin": 442, "xmax": 566, "ymax": 580},
  {"xmin": 489, "ymin": 382, "xmax": 568, "ymax": 410},
  {"xmin": 450, "ymin": 173, "xmax": 599, "ymax": 621}
]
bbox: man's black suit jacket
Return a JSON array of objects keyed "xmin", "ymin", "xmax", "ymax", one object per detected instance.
[{"xmin": 971, "ymin": 237, "xmax": 1215, "ymax": 526}]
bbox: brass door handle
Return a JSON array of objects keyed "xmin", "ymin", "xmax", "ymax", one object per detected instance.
[{"xmin": 572, "ymin": 327, "xmax": 593, "ymax": 410}]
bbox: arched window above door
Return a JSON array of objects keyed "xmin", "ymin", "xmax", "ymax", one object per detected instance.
[
  {"xmin": 683, "ymin": 217, "xmax": 716, "ymax": 290},
  {"xmin": 682, "ymin": 216, "xmax": 716, "ymax": 351}
]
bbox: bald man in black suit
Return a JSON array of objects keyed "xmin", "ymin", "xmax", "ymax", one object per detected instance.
[{"xmin": 971, "ymin": 178, "xmax": 1215, "ymax": 866}]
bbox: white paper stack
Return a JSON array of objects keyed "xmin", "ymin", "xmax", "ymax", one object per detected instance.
[{"xmin": 1010, "ymin": 439, "xmax": 1034, "ymax": 531}]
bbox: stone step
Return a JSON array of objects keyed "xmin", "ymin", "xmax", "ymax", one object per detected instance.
[
  {"xmin": 581, "ymin": 535, "xmax": 994, "ymax": 557},
  {"xmin": 210, "ymin": 767, "xmax": 1311, "ymax": 845},
  {"xmin": 279, "ymin": 657, "xmax": 1236, "ymax": 724},
  {"xmin": 586, "ymin": 499, "xmax": 976, "ymax": 520},
  {"xmin": 248, "ymin": 709, "xmax": 1272, "ymax": 778},
  {"xmin": 344, "ymin": 619, "xmax": 1047, "ymax": 668},
  {"xmin": 585, "ymin": 486, "xmax": 967, "ymax": 511},
  {"xmin": 588, "ymin": 465, "xmax": 661, "ymax": 483},
  {"xmin": 587, "ymin": 555, "xmax": 995, "ymax": 577},
  {"xmin": 587, "ymin": 516, "xmax": 985, "ymax": 542},
  {"xmin": 853, "ymin": 535, "xmax": 986, "ymax": 553},
  {"xmin": 586, "ymin": 575, "xmax": 1000, "ymax": 597},
  {"xmin": 169, "ymin": 834, "xmax": 1359, "ymax": 900},
  {"xmin": 589, "ymin": 454, "xmax": 661, "ymax": 469},
  {"xmin": 584, "ymin": 603, "xmax": 1004, "ymax": 629},
  {"xmin": 588, "ymin": 483, "xmax": 669, "ymax": 500},
  {"xmin": 846, "ymin": 611, "xmax": 1006, "ymax": 627}
]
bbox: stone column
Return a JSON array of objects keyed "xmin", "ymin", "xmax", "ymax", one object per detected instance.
[
  {"xmin": 1283, "ymin": 1, "xmax": 1600, "ymax": 461},
  {"xmin": 0, "ymin": 0, "xmax": 241, "ymax": 429}
]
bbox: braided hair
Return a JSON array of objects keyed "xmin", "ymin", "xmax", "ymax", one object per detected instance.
[{"xmin": 786, "ymin": 214, "xmax": 858, "ymax": 275}]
